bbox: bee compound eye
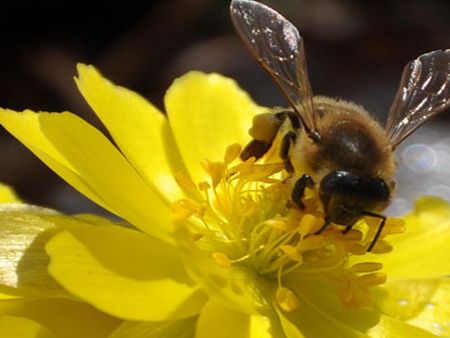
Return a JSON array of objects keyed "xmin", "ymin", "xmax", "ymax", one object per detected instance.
[{"xmin": 365, "ymin": 178, "xmax": 390, "ymax": 202}]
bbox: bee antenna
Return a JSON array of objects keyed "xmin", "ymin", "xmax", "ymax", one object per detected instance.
[{"xmin": 361, "ymin": 211, "xmax": 387, "ymax": 252}]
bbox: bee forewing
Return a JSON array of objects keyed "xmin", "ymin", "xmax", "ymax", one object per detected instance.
[
  {"xmin": 386, "ymin": 49, "xmax": 450, "ymax": 148},
  {"xmin": 230, "ymin": 0, "xmax": 316, "ymax": 135}
]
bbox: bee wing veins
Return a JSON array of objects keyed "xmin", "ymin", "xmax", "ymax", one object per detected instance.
[{"xmin": 230, "ymin": 0, "xmax": 318, "ymax": 139}]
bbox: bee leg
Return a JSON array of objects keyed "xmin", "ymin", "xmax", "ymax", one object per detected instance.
[
  {"xmin": 240, "ymin": 139, "xmax": 272, "ymax": 161},
  {"xmin": 361, "ymin": 211, "xmax": 387, "ymax": 252},
  {"xmin": 276, "ymin": 111, "xmax": 301, "ymax": 130},
  {"xmin": 280, "ymin": 131, "xmax": 297, "ymax": 173},
  {"xmin": 342, "ymin": 224, "xmax": 354, "ymax": 234},
  {"xmin": 291, "ymin": 174, "xmax": 314, "ymax": 209},
  {"xmin": 314, "ymin": 218, "xmax": 331, "ymax": 234},
  {"xmin": 287, "ymin": 112, "xmax": 301, "ymax": 129}
]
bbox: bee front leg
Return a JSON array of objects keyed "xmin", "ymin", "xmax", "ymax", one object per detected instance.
[
  {"xmin": 314, "ymin": 218, "xmax": 331, "ymax": 234},
  {"xmin": 361, "ymin": 211, "xmax": 387, "ymax": 252},
  {"xmin": 241, "ymin": 111, "xmax": 288, "ymax": 161},
  {"xmin": 342, "ymin": 224, "xmax": 354, "ymax": 234},
  {"xmin": 280, "ymin": 131, "xmax": 297, "ymax": 173},
  {"xmin": 291, "ymin": 174, "xmax": 314, "ymax": 209},
  {"xmin": 240, "ymin": 140, "xmax": 272, "ymax": 161}
]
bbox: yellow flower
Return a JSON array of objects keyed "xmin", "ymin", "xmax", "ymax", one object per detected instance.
[{"xmin": 0, "ymin": 65, "xmax": 449, "ymax": 337}]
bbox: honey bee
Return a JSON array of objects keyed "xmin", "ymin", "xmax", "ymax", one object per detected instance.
[{"xmin": 230, "ymin": 0, "xmax": 450, "ymax": 251}]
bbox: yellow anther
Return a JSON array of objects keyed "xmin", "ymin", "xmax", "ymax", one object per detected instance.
[
  {"xmin": 340, "ymin": 229, "xmax": 363, "ymax": 241},
  {"xmin": 198, "ymin": 181, "xmax": 210, "ymax": 191},
  {"xmin": 297, "ymin": 235, "xmax": 324, "ymax": 252},
  {"xmin": 357, "ymin": 272, "xmax": 387, "ymax": 287},
  {"xmin": 192, "ymin": 233, "xmax": 204, "ymax": 241},
  {"xmin": 344, "ymin": 243, "xmax": 367, "ymax": 255},
  {"xmin": 384, "ymin": 218, "xmax": 406, "ymax": 234},
  {"xmin": 172, "ymin": 205, "xmax": 193, "ymax": 221},
  {"xmin": 234, "ymin": 157, "xmax": 256, "ymax": 175},
  {"xmin": 265, "ymin": 217, "xmax": 290, "ymax": 231},
  {"xmin": 369, "ymin": 240, "xmax": 393, "ymax": 254},
  {"xmin": 171, "ymin": 143, "xmax": 402, "ymax": 310},
  {"xmin": 174, "ymin": 172, "xmax": 198, "ymax": 195},
  {"xmin": 241, "ymin": 163, "xmax": 284, "ymax": 182},
  {"xmin": 171, "ymin": 200, "xmax": 195, "ymax": 221},
  {"xmin": 201, "ymin": 159, "xmax": 225, "ymax": 188},
  {"xmin": 212, "ymin": 252, "xmax": 231, "ymax": 268},
  {"xmin": 280, "ymin": 245, "xmax": 303, "ymax": 262},
  {"xmin": 171, "ymin": 199, "xmax": 205, "ymax": 221},
  {"xmin": 297, "ymin": 214, "xmax": 317, "ymax": 237},
  {"xmin": 364, "ymin": 217, "xmax": 379, "ymax": 228},
  {"xmin": 276, "ymin": 287, "xmax": 299, "ymax": 312},
  {"xmin": 224, "ymin": 143, "xmax": 242, "ymax": 164},
  {"xmin": 350, "ymin": 262, "xmax": 383, "ymax": 273}
]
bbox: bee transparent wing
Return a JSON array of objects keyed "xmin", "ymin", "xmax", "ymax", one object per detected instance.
[
  {"xmin": 386, "ymin": 49, "xmax": 450, "ymax": 148},
  {"xmin": 230, "ymin": 0, "xmax": 317, "ymax": 136}
]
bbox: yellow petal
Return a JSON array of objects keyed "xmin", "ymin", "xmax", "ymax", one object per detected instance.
[
  {"xmin": 374, "ymin": 279, "xmax": 440, "ymax": 320},
  {"xmin": 0, "ymin": 316, "xmax": 56, "ymax": 338},
  {"xmin": 176, "ymin": 235, "xmax": 264, "ymax": 315},
  {"xmin": 0, "ymin": 298, "xmax": 120, "ymax": 338},
  {"xmin": 0, "ymin": 109, "xmax": 173, "ymax": 242},
  {"xmin": 46, "ymin": 224, "xmax": 207, "ymax": 321},
  {"xmin": 279, "ymin": 299, "xmax": 371, "ymax": 338},
  {"xmin": 285, "ymin": 274, "xmax": 379, "ymax": 334},
  {"xmin": 195, "ymin": 300, "xmax": 277, "ymax": 338},
  {"xmin": 0, "ymin": 203, "xmax": 58, "ymax": 215},
  {"xmin": 275, "ymin": 308, "xmax": 305, "ymax": 338},
  {"xmin": 0, "ymin": 286, "xmax": 23, "ymax": 300},
  {"xmin": 165, "ymin": 71, "xmax": 264, "ymax": 183},
  {"xmin": 374, "ymin": 278, "xmax": 450, "ymax": 336},
  {"xmin": 75, "ymin": 64, "xmax": 187, "ymax": 202},
  {"xmin": 0, "ymin": 183, "xmax": 21, "ymax": 203},
  {"xmin": 357, "ymin": 197, "xmax": 450, "ymax": 279},
  {"xmin": 368, "ymin": 315, "xmax": 439, "ymax": 338},
  {"xmin": 109, "ymin": 317, "xmax": 196, "ymax": 338},
  {"xmin": 407, "ymin": 279, "xmax": 450, "ymax": 336},
  {"xmin": 0, "ymin": 208, "xmax": 65, "ymax": 296},
  {"xmin": 282, "ymin": 276, "xmax": 372, "ymax": 338}
]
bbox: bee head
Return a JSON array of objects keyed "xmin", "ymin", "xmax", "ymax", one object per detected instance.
[{"xmin": 319, "ymin": 170, "xmax": 390, "ymax": 226}]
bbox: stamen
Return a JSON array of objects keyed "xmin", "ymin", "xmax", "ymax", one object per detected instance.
[
  {"xmin": 171, "ymin": 199, "xmax": 205, "ymax": 221},
  {"xmin": 224, "ymin": 143, "xmax": 242, "ymax": 164},
  {"xmin": 383, "ymin": 218, "xmax": 406, "ymax": 234},
  {"xmin": 212, "ymin": 252, "xmax": 231, "ymax": 268},
  {"xmin": 280, "ymin": 245, "xmax": 303, "ymax": 262},
  {"xmin": 265, "ymin": 217, "xmax": 292, "ymax": 231},
  {"xmin": 297, "ymin": 235, "xmax": 324, "ymax": 251},
  {"xmin": 297, "ymin": 214, "xmax": 318, "ymax": 237},
  {"xmin": 343, "ymin": 243, "xmax": 367, "ymax": 255},
  {"xmin": 340, "ymin": 229, "xmax": 364, "ymax": 241},
  {"xmin": 198, "ymin": 181, "xmax": 210, "ymax": 191},
  {"xmin": 192, "ymin": 233, "xmax": 204, "ymax": 241},
  {"xmin": 350, "ymin": 262, "xmax": 383, "ymax": 273},
  {"xmin": 357, "ymin": 272, "xmax": 387, "ymax": 287},
  {"xmin": 369, "ymin": 240, "xmax": 393, "ymax": 254},
  {"xmin": 174, "ymin": 172, "xmax": 199, "ymax": 196},
  {"xmin": 201, "ymin": 159, "xmax": 225, "ymax": 188},
  {"xmin": 172, "ymin": 143, "xmax": 405, "ymax": 310},
  {"xmin": 276, "ymin": 286, "xmax": 299, "ymax": 312}
]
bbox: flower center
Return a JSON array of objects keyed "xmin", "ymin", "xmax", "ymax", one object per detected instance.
[{"xmin": 172, "ymin": 144, "xmax": 405, "ymax": 310}]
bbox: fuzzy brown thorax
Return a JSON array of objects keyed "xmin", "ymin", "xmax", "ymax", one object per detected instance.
[{"xmin": 293, "ymin": 97, "xmax": 397, "ymax": 194}]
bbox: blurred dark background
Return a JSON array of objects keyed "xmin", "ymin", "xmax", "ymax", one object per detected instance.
[{"xmin": 0, "ymin": 0, "xmax": 449, "ymax": 216}]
